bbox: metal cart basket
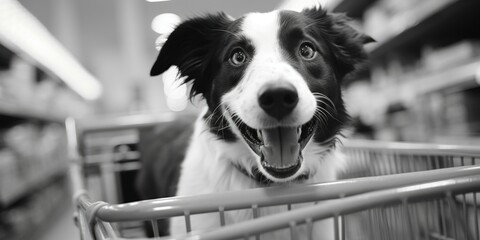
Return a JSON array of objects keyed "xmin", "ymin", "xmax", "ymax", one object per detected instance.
[{"xmin": 66, "ymin": 114, "xmax": 480, "ymax": 240}]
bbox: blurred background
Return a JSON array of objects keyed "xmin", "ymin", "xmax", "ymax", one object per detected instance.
[{"xmin": 0, "ymin": 0, "xmax": 479, "ymax": 239}]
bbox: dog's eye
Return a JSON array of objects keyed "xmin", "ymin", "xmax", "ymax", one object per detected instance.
[
  {"xmin": 299, "ymin": 42, "xmax": 316, "ymax": 60},
  {"xmin": 230, "ymin": 49, "xmax": 247, "ymax": 66}
]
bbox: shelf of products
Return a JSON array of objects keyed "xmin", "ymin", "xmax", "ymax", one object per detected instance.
[
  {"xmin": 0, "ymin": 177, "xmax": 70, "ymax": 240},
  {"xmin": 0, "ymin": 101, "xmax": 65, "ymax": 123},
  {"xmin": 0, "ymin": 1, "xmax": 99, "ymax": 240},
  {"xmin": 0, "ymin": 165, "xmax": 67, "ymax": 207},
  {"xmin": 376, "ymin": 58, "xmax": 480, "ymax": 105},
  {"xmin": 340, "ymin": 0, "xmax": 480, "ymax": 142},
  {"xmin": 367, "ymin": 0, "xmax": 454, "ymax": 58},
  {"xmin": 363, "ymin": 0, "xmax": 480, "ymax": 60},
  {"xmin": 0, "ymin": 123, "xmax": 68, "ymax": 207},
  {"xmin": 0, "ymin": 49, "xmax": 93, "ymax": 121}
]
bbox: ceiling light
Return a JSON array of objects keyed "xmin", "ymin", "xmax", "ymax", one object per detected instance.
[
  {"xmin": 146, "ymin": 0, "xmax": 172, "ymax": 3},
  {"xmin": 151, "ymin": 13, "xmax": 181, "ymax": 35},
  {"xmin": 0, "ymin": 0, "xmax": 102, "ymax": 100}
]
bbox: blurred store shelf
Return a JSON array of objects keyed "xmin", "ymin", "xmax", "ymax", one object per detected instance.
[
  {"xmin": 0, "ymin": 164, "xmax": 67, "ymax": 207},
  {"xmin": 340, "ymin": 0, "xmax": 480, "ymax": 142},
  {"xmin": 0, "ymin": 2, "xmax": 97, "ymax": 240},
  {"xmin": 366, "ymin": 0, "xmax": 480, "ymax": 60},
  {"xmin": 0, "ymin": 100, "xmax": 65, "ymax": 123},
  {"xmin": 0, "ymin": 175, "xmax": 70, "ymax": 240},
  {"xmin": 379, "ymin": 58, "xmax": 480, "ymax": 105}
]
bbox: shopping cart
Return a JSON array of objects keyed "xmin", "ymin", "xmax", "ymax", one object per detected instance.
[{"xmin": 66, "ymin": 113, "xmax": 480, "ymax": 240}]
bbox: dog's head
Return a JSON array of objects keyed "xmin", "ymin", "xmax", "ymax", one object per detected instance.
[{"xmin": 151, "ymin": 7, "xmax": 373, "ymax": 183}]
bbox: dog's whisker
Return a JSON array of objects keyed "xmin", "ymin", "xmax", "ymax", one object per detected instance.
[
  {"xmin": 231, "ymin": 114, "xmax": 244, "ymax": 128},
  {"xmin": 204, "ymin": 116, "xmax": 212, "ymax": 126},
  {"xmin": 314, "ymin": 111, "xmax": 328, "ymax": 127},
  {"xmin": 312, "ymin": 93, "xmax": 336, "ymax": 109},
  {"xmin": 222, "ymin": 105, "xmax": 235, "ymax": 122},
  {"xmin": 313, "ymin": 106, "xmax": 327, "ymax": 123},
  {"xmin": 313, "ymin": 93, "xmax": 337, "ymax": 112},
  {"xmin": 217, "ymin": 124, "xmax": 232, "ymax": 132},
  {"xmin": 223, "ymin": 106, "xmax": 243, "ymax": 126},
  {"xmin": 213, "ymin": 107, "xmax": 229, "ymax": 126},
  {"xmin": 218, "ymin": 109, "xmax": 229, "ymax": 134},
  {"xmin": 315, "ymin": 106, "xmax": 331, "ymax": 121},
  {"xmin": 316, "ymin": 100, "xmax": 337, "ymax": 117},
  {"xmin": 317, "ymin": 97, "xmax": 338, "ymax": 120},
  {"xmin": 316, "ymin": 106, "xmax": 343, "ymax": 124},
  {"xmin": 204, "ymin": 103, "xmax": 225, "ymax": 127}
]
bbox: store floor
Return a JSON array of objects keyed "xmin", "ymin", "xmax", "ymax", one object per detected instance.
[{"xmin": 39, "ymin": 203, "xmax": 80, "ymax": 240}]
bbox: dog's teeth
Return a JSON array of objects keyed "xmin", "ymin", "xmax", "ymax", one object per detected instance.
[
  {"xmin": 297, "ymin": 127, "xmax": 302, "ymax": 137},
  {"xmin": 257, "ymin": 130, "xmax": 263, "ymax": 140},
  {"xmin": 262, "ymin": 161, "xmax": 269, "ymax": 167}
]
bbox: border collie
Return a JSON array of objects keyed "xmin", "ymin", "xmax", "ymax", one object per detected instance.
[{"xmin": 150, "ymin": 6, "xmax": 372, "ymax": 239}]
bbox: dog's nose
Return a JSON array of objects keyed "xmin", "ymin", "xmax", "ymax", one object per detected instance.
[{"xmin": 258, "ymin": 83, "xmax": 298, "ymax": 120}]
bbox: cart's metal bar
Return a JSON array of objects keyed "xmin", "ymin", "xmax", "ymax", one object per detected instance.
[
  {"xmin": 191, "ymin": 175, "xmax": 480, "ymax": 240},
  {"xmin": 344, "ymin": 139, "xmax": 480, "ymax": 157},
  {"xmin": 95, "ymin": 165, "xmax": 480, "ymax": 222},
  {"xmin": 77, "ymin": 113, "xmax": 195, "ymax": 134},
  {"xmin": 103, "ymin": 221, "xmax": 118, "ymax": 238},
  {"xmin": 475, "ymin": 192, "xmax": 479, "ymax": 240},
  {"xmin": 333, "ymin": 215, "xmax": 339, "ymax": 240},
  {"xmin": 447, "ymin": 195, "xmax": 459, "ymax": 240},
  {"xmin": 94, "ymin": 221, "xmax": 118, "ymax": 240},
  {"xmin": 288, "ymin": 221, "xmax": 296, "ymax": 240},
  {"xmin": 94, "ymin": 223, "xmax": 108, "ymax": 240},
  {"xmin": 77, "ymin": 207, "xmax": 94, "ymax": 240},
  {"xmin": 218, "ymin": 206, "xmax": 226, "ymax": 226},
  {"xmin": 341, "ymin": 214, "xmax": 346, "ymax": 240},
  {"xmin": 305, "ymin": 218, "xmax": 313, "ymax": 240},
  {"xmin": 442, "ymin": 198, "xmax": 449, "ymax": 238},
  {"xmin": 151, "ymin": 220, "xmax": 160, "ymax": 239},
  {"xmin": 184, "ymin": 211, "xmax": 192, "ymax": 233},
  {"xmin": 252, "ymin": 204, "xmax": 260, "ymax": 240}
]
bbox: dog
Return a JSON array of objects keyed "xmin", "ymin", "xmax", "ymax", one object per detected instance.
[{"xmin": 149, "ymin": 6, "xmax": 372, "ymax": 239}]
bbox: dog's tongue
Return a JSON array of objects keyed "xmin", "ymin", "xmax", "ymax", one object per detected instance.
[{"xmin": 260, "ymin": 127, "xmax": 300, "ymax": 167}]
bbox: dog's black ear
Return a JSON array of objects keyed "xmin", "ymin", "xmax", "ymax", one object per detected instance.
[
  {"xmin": 150, "ymin": 13, "xmax": 232, "ymax": 97},
  {"xmin": 302, "ymin": 7, "xmax": 374, "ymax": 78}
]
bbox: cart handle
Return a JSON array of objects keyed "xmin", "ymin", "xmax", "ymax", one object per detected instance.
[
  {"xmin": 77, "ymin": 165, "xmax": 480, "ymax": 222},
  {"xmin": 190, "ymin": 174, "xmax": 480, "ymax": 240},
  {"xmin": 344, "ymin": 139, "xmax": 480, "ymax": 157}
]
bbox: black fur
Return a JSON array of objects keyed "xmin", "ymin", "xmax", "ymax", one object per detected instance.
[
  {"xmin": 150, "ymin": 12, "xmax": 231, "ymax": 97},
  {"xmin": 301, "ymin": 8, "xmax": 373, "ymax": 79},
  {"xmin": 151, "ymin": 13, "xmax": 246, "ymax": 141},
  {"xmin": 277, "ymin": 9, "xmax": 372, "ymax": 145}
]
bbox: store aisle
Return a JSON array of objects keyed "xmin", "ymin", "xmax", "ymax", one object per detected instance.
[{"xmin": 39, "ymin": 203, "xmax": 80, "ymax": 240}]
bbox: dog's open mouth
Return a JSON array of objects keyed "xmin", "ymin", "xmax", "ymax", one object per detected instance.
[{"xmin": 232, "ymin": 115, "xmax": 317, "ymax": 179}]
